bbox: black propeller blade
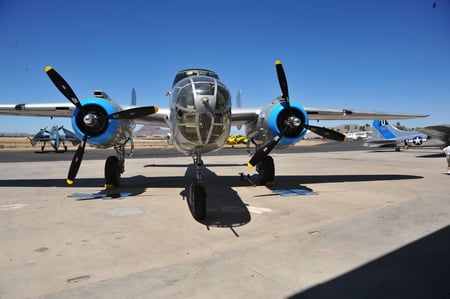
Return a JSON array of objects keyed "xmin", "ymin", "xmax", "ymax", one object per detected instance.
[
  {"xmin": 248, "ymin": 128, "xmax": 287, "ymax": 168},
  {"xmin": 275, "ymin": 60, "xmax": 289, "ymax": 107},
  {"xmin": 248, "ymin": 60, "xmax": 347, "ymax": 168},
  {"xmin": 45, "ymin": 66, "xmax": 159, "ymax": 185},
  {"xmin": 108, "ymin": 106, "xmax": 158, "ymax": 119},
  {"xmin": 45, "ymin": 66, "xmax": 83, "ymax": 110},
  {"xmin": 304, "ymin": 124, "xmax": 348, "ymax": 142},
  {"xmin": 66, "ymin": 135, "xmax": 87, "ymax": 185}
]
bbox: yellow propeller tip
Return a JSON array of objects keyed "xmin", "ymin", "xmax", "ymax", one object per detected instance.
[
  {"xmin": 45, "ymin": 66, "xmax": 53, "ymax": 72},
  {"xmin": 104, "ymin": 184, "xmax": 115, "ymax": 189},
  {"xmin": 154, "ymin": 106, "xmax": 159, "ymax": 113},
  {"xmin": 66, "ymin": 179, "xmax": 74, "ymax": 185},
  {"xmin": 344, "ymin": 136, "xmax": 348, "ymax": 142},
  {"xmin": 275, "ymin": 60, "xmax": 282, "ymax": 65},
  {"xmin": 247, "ymin": 162, "xmax": 254, "ymax": 168}
]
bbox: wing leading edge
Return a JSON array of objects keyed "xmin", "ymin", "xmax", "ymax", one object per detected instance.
[
  {"xmin": 229, "ymin": 106, "xmax": 428, "ymax": 126},
  {"xmin": 0, "ymin": 103, "xmax": 171, "ymax": 128},
  {"xmin": 0, "ymin": 103, "xmax": 427, "ymax": 126}
]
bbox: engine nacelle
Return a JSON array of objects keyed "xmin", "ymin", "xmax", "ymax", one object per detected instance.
[
  {"xmin": 71, "ymin": 98, "xmax": 135, "ymax": 149},
  {"xmin": 246, "ymin": 97, "xmax": 308, "ymax": 148}
]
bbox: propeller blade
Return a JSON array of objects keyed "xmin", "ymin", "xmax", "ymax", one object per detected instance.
[
  {"xmin": 45, "ymin": 66, "xmax": 83, "ymax": 109},
  {"xmin": 248, "ymin": 128, "xmax": 286, "ymax": 168},
  {"xmin": 66, "ymin": 135, "xmax": 87, "ymax": 185},
  {"xmin": 275, "ymin": 60, "xmax": 289, "ymax": 105},
  {"xmin": 305, "ymin": 125, "xmax": 348, "ymax": 142},
  {"xmin": 108, "ymin": 106, "xmax": 159, "ymax": 119}
]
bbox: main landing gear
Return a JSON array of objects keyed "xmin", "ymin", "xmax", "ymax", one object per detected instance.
[
  {"xmin": 188, "ymin": 152, "xmax": 207, "ymax": 221},
  {"xmin": 104, "ymin": 138, "xmax": 134, "ymax": 188},
  {"xmin": 256, "ymin": 155, "xmax": 275, "ymax": 185}
]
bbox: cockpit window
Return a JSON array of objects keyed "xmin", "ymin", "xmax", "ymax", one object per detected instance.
[
  {"xmin": 216, "ymin": 84, "xmax": 231, "ymax": 111},
  {"xmin": 176, "ymin": 81, "xmax": 194, "ymax": 109},
  {"xmin": 172, "ymin": 69, "xmax": 219, "ymax": 87},
  {"xmin": 195, "ymin": 83, "xmax": 215, "ymax": 96}
]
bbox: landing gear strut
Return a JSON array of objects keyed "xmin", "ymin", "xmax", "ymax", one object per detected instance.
[
  {"xmin": 187, "ymin": 152, "xmax": 207, "ymax": 221},
  {"xmin": 104, "ymin": 138, "xmax": 133, "ymax": 188}
]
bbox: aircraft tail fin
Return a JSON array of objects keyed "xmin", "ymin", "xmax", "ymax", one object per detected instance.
[
  {"xmin": 236, "ymin": 89, "xmax": 242, "ymax": 108},
  {"xmin": 372, "ymin": 120, "xmax": 397, "ymax": 140},
  {"xmin": 131, "ymin": 88, "xmax": 136, "ymax": 105},
  {"xmin": 236, "ymin": 90, "xmax": 242, "ymax": 130}
]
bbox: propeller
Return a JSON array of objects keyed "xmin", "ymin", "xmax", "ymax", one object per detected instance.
[
  {"xmin": 248, "ymin": 61, "xmax": 347, "ymax": 168},
  {"xmin": 45, "ymin": 66, "xmax": 158, "ymax": 184},
  {"xmin": 275, "ymin": 60, "xmax": 289, "ymax": 107}
]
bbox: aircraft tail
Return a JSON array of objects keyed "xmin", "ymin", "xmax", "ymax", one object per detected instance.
[
  {"xmin": 372, "ymin": 120, "xmax": 424, "ymax": 140},
  {"xmin": 371, "ymin": 120, "xmax": 431, "ymax": 148},
  {"xmin": 236, "ymin": 90, "xmax": 243, "ymax": 130},
  {"xmin": 131, "ymin": 88, "xmax": 136, "ymax": 105},
  {"xmin": 372, "ymin": 120, "xmax": 398, "ymax": 140},
  {"xmin": 236, "ymin": 89, "xmax": 242, "ymax": 108}
]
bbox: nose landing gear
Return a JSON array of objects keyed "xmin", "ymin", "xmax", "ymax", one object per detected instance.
[{"xmin": 187, "ymin": 152, "xmax": 207, "ymax": 221}]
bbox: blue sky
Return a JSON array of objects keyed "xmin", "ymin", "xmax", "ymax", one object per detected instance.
[{"xmin": 1, "ymin": 0, "xmax": 449, "ymax": 134}]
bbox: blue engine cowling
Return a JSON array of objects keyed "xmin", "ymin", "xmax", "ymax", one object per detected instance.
[
  {"xmin": 71, "ymin": 98, "xmax": 135, "ymax": 149},
  {"xmin": 246, "ymin": 98, "xmax": 308, "ymax": 148}
]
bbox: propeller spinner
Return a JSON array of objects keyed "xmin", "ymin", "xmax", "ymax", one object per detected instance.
[
  {"xmin": 45, "ymin": 66, "xmax": 158, "ymax": 184},
  {"xmin": 248, "ymin": 61, "xmax": 347, "ymax": 168}
]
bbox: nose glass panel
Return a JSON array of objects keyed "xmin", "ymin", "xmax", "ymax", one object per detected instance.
[{"xmin": 173, "ymin": 76, "xmax": 231, "ymax": 146}]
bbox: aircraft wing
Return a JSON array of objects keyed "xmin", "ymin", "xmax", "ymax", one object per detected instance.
[
  {"xmin": 60, "ymin": 128, "xmax": 81, "ymax": 143},
  {"xmin": 0, "ymin": 103, "xmax": 75, "ymax": 117},
  {"xmin": 304, "ymin": 107, "xmax": 428, "ymax": 120},
  {"xmin": 230, "ymin": 106, "xmax": 428, "ymax": 126},
  {"xmin": 0, "ymin": 103, "xmax": 426, "ymax": 127},
  {"xmin": 0, "ymin": 103, "xmax": 171, "ymax": 127}
]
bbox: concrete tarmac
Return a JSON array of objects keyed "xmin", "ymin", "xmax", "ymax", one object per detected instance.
[{"xmin": 0, "ymin": 147, "xmax": 449, "ymax": 298}]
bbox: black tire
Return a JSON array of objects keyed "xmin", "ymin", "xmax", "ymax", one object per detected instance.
[
  {"xmin": 257, "ymin": 156, "xmax": 275, "ymax": 185},
  {"xmin": 105, "ymin": 156, "xmax": 121, "ymax": 187},
  {"xmin": 189, "ymin": 183, "xmax": 206, "ymax": 221}
]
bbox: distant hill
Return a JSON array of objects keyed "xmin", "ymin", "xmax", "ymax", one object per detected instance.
[{"xmin": 134, "ymin": 126, "xmax": 169, "ymax": 137}]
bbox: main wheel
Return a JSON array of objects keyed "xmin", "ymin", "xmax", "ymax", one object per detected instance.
[
  {"xmin": 256, "ymin": 155, "xmax": 275, "ymax": 185},
  {"xmin": 105, "ymin": 156, "xmax": 121, "ymax": 187},
  {"xmin": 189, "ymin": 183, "xmax": 206, "ymax": 221}
]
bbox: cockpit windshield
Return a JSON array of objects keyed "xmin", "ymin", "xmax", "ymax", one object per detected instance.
[
  {"xmin": 172, "ymin": 69, "xmax": 219, "ymax": 87},
  {"xmin": 174, "ymin": 76, "xmax": 230, "ymax": 111},
  {"xmin": 195, "ymin": 77, "xmax": 215, "ymax": 96}
]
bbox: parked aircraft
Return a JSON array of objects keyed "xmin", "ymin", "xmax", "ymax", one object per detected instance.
[
  {"xmin": 0, "ymin": 61, "xmax": 427, "ymax": 220},
  {"xmin": 368, "ymin": 120, "xmax": 444, "ymax": 151},
  {"xmin": 226, "ymin": 134, "xmax": 249, "ymax": 145},
  {"xmin": 29, "ymin": 125, "xmax": 80, "ymax": 152}
]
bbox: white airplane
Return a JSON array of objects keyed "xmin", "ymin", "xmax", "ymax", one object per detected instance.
[
  {"xmin": 368, "ymin": 120, "xmax": 445, "ymax": 151},
  {"xmin": 29, "ymin": 125, "xmax": 80, "ymax": 152},
  {"xmin": 0, "ymin": 61, "xmax": 427, "ymax": 220}
]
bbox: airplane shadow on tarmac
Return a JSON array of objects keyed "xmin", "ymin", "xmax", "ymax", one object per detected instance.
[
  {"xmin": 287, "ymin": 224, "xmax": 450, "ymax": 299},
  {"xmin": 144, "ymin": 163, "xmax": 252, "ymax": 234},
  {"xmin": 0, "ymin": 165, "xmax": 423, "ymax": 233}
]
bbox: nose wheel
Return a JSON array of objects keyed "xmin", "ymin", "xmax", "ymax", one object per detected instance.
[
  {"xmin": 188, "ymin": 182, "xmax": 206, "ymax": 221},
  {"xmin": 187, "ymin": 152, "xmax": 207, "ymax": 221}
]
